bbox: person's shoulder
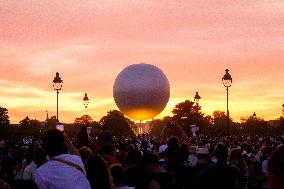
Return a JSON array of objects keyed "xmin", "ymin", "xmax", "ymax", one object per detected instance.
[
  {"xmin": 28, "ymin": 161, "xmax": 38, "ymax": 169},
  {"xmin": 24, "ymin": 163, "xmax": 32, "ymax": 171},
  {"xmin": 55, "ymin": 154, "xmax": 81, "ymax": 162},
  {"xmin": 118, "ymin": 187, "xmax": 135, "ymax": 189},
  {"xmin": 59, "ymin": 154, "xmax": 84, "ymax": 167},
  {"xmin": 61, "ymin": 154, "xmax": 81, "ymax": 160},
  {"xmin": 198, "ymin": 163, "xmax": 216, "ymax": 176},
  {"xmin": 126, "ymin": 165, "xmax": 142, "ymax": 173},
  {"xmin": 226, "ymin": 164, "xmax": 243, "ymax": 177},
  {"xmin": 36, "ymin": 161, "xmax": 50, "ymax": 173}
]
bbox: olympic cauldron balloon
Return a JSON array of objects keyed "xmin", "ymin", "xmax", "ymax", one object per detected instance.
[{"xmin": 113, "ymin": 63, "xmax": 170, "ymax": 120}]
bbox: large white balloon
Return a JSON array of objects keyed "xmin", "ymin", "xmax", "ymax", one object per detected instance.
[{"xmin": 113, "ymin": 63, "xmax": 170, "ymax": 120}]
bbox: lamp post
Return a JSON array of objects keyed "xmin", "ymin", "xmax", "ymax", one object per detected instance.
[
  {"xmin": 194, "ymin": 92, "xmax": 201, "ymax": 132},
  {"xmin": 194, "ymin": 92, "xmax": 201, "ymax": 104},
  {"xmin": 253, "ymin": 112, "xmax": 256, "ymax": 117},
  {"xmin": 194, "ymin": 92, "xmax": 201, "ymax": 122},
  {"xmin": 52, "ymin": 72, "xmax": 63, "ymax": 121},
  {"xmin": 83, "ymin": 93, "xmax": 89, "ymax": 125},
  {"xmin": 222, "ymin": 69, "xmax": 232, "ymax": 135}
]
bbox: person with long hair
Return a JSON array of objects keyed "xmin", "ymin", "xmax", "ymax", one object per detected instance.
[{"xmin": 85, "ymin": 154, "xmax": 112, "ymax": 189}]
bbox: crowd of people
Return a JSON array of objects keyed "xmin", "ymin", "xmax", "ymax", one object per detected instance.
[{"xmin": 1, "ymin": 127, "xmax": 284, "ymax": 189}]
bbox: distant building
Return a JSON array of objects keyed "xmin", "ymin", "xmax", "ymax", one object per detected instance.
[
  {"xmin": 136, "ymin": 121, "xmax": 151, "ymax": 134},
  {"xmin": 42, "ymin": 111, "xmax": 49, "ymax": 126}
]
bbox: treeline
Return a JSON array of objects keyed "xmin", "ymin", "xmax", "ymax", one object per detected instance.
[
  {"xmin": 149, "ymin": 100, "xmax": 284, "ymax": 137},
  {"xmin": 1, "ymin": 100, "xmax": 284, "ymax": 138},
  {"xmin": 0, "ymin": 107, "xmax": 137, "ymax": 138}
]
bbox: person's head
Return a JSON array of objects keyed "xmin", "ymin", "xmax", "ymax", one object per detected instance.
[
  {"xmin": 229, "ymin": 149, "xmax": 243, "ymax": 163},
  {"xmin": 178, "ymin": 143, "xmax": 189, "ymax": 162},
  {"xmin": 128, "ymin": 149, "xmax": 142, "ymax": 165},
  {"xmin": 85, "ymin": 155, "xmax": 111, "ymax": 189},
  {"xmin": 102, "ymin": 144, "xmax": 114, "ymax": 156},
  {"xmin": 79, "ymin": 146, "xmax": 93, "ymax": 164},
  {"xmin": 229, "ymin": 148, "xmax": 246, "ymax": 172},
  {"xmin": 42, "ymin": 129, "xmax": 65, "ymax": 157},
  {"xmin": 263, "ymin": 146, "xmax": 273, "ymax": 160},
  {"xmin": 33, "ymin": 148, "xmax": 47, "ymax": 167},
  {"xmin": 167, "ymin": 137, "xmax": 179, "ymax": 151},
  {"xmin": 164, "ymin": 149, "xmax": 179, "ymax": 164},
  {"xmin": 215, "ymin": 144, "xmax": 228, "ymax": 163},
  {"xmin": 110, "ymin": 164, "xmax": 125, "ymax": 187},
  {"xmin": 142, "ymin": 152, "xmax": 160, "ymax": 172},
  {"xmin": 268, "ymin": 145, "xmax": 284, "ymax": 189},
  {"xmin": 118, "ymin": 143, "xmax": 127, "ymax": 152},
  {"xmin": 149, "ymin": 172, "xmax": 175, "ymax": 189}
]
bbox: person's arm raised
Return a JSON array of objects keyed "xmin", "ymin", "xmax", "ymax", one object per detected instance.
[{"xmin": 63, "ymin": 133, "xmax": 80, "ymax": 156}]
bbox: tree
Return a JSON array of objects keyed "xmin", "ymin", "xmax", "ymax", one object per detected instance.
[
  {"xmin": 74, "ymin": 115, "xmax": 94, "ymax": 126},
  {"xmin": 99, "ymin": 110, "xmax": 137, "ymax": 137},
  {"xmin": 280, "ymin": 117, "xmax": 284, "ymax": 127},
  {"xmin": 172, "ymin": 100, "xmax": 204, "ymax": 135},
  {"xmin": 148, "ymin": 116, "xmax": 173, "ymax": 138},
  {"xmin": 42, "ymin": 115, "xmax": 58, "ymax": 132},
  {"xmin": 277, "ymin": 116, "xmax": 284, "ymax": 134},
  {"xmin": 212, "ymin": 110, "xmax": 234, "ymax": 135},
  {"xmin": 0, "ymin": 106, "xmax": 10, "ymax": 127},
  {"xmin": 202, "ymin": 115, "xmax": 214, "ymax": 134},
  {"xmin": 212, "ymin": 111, "xmax": 226, "ymax": 133},
  {"xmin": 19, "ymin": 116, "xmax": 41, "ymax": 127},
  {"xmin": 242, "ymin": 115, "xmax": 270, "ymax": 135},
  {"xmin": 17, "ymin": 116, "xmax": 42, "ymax": 137},
  {"xmin": 19, "ymin": 116, "xmax": 31, "ymax": 127}
]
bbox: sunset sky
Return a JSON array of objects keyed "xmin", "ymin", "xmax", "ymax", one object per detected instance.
[{"xmin": 1, "ymin": 0, "xmax": 284, "ymax": 124}]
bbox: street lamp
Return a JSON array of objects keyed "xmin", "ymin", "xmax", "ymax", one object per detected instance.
[
  {"xmin": 83, "ymin": 93, "xmax": 89, "ymax": 125},
  {"xmin": 194, "ymin": 92, "xmax": 201, "ymax": 132},
  {"xmin": 222, "ymin": 69, "xmax": 232, "ymax": 135},
  {"xmin": 194, "ymin": 92, "xmax": 201, "ymax": 103},
  {"xmin": 83, "ymin": 93, "xmax": 89, "ymax": 108},
  {"xmin": 52, "ymin": 72, "xmax": 63, "ymax": 121}
]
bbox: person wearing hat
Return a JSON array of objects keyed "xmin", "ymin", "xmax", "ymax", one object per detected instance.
[
  {"xmin": 191, "ymin": 147, "xmax": 213, "ymax": 189},
  {"xmin": 197, "ymin": 144, "xmax": 243, "ymax": 189},
  {"xmin": 195, "ymin": 147, "xmax": 212, "ymax": 173}
]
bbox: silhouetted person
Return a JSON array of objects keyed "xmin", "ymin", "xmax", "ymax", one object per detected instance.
[
  {"xmin": 125, "ymin": 150, "xmax": 143, "ymax": 188},
  {"xmin": 164, "ymin": 148, "xmax": 193, "ymax": 189},
  {"xmin": 97, "ymin": 125, "xmax": 112, "ymax": 145},
  {"xmin": 268, "ymin": 145, "xmax": 284, "ymax": 189},
  {"xmin": 78, "ymin": 146, "xmax": 93, "ymax": 164},
  {"xmin": 198, "ymin": 144, "xmax": 242, "ymax": 189},
  {"xmin": 101, "ymin": 144, "xmax": 119, "ymax": 167},
  {"xmin": 110, "ymin": 164, "xmax": 134, "ymax": 189},
  {"xmin": 76, "ymin": 126, "xmax": 89, "ymax": 148},
  {"xmin": 192, "ymin": 148, "xmax": 213, "ymax": 189},
  {"xmin": 85, "ymin": 154, "xmax": 111, "ymax": 189},
  {"xmin": 149, "ymin": 171, "xmax": 175, "ymax": 189},
  {"xmin": 23, "ymin": 148, "xmax": 47, "ymax": 181},
  {"xmin": 140, "ymin": 152, "xmax": 166, "ymax": 189}
]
